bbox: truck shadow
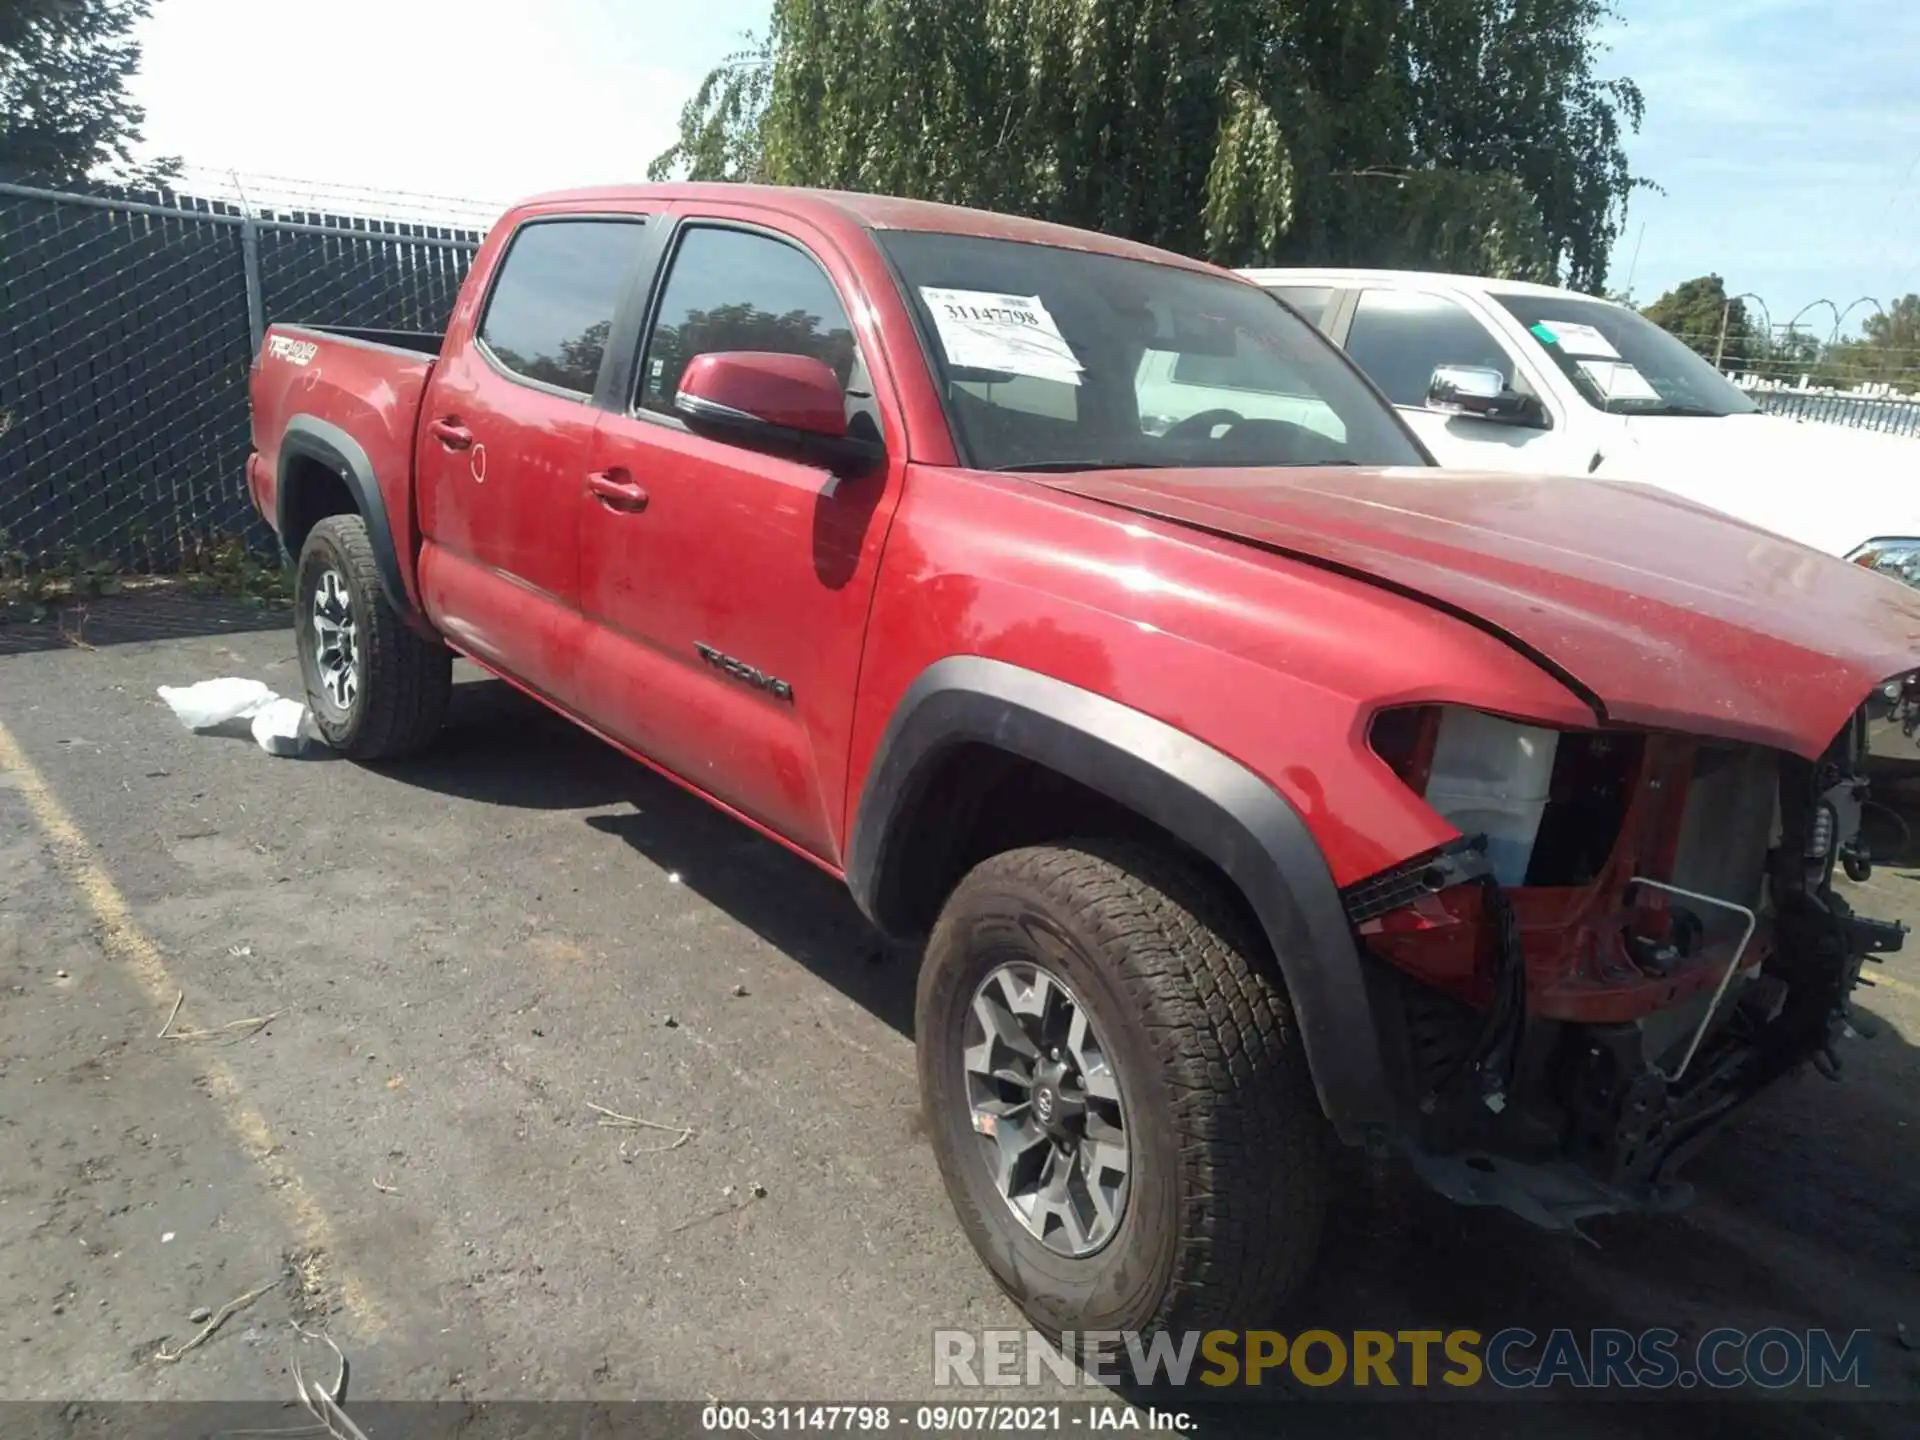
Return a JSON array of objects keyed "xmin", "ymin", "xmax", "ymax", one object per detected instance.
[
  {"xmin": 396, "ymin": 677, "xmax": 1919, "ymax": 1426},
  {"xmin": 398, "ymin": 675, "xmax": 918, "ymax": 1035}
]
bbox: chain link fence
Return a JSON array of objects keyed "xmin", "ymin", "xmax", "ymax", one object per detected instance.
[{"xmin": 0, "ymin": 179, "xmax": 486, "ymax": 574}]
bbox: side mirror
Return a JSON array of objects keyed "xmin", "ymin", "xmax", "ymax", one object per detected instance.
[
  {"xmin": 674, "ymin": 351, "xmax": 884, "ymax": 474},
  {"xmin": 1426, "ymin": 364, "xmax": 1544, "ymax": 428}
]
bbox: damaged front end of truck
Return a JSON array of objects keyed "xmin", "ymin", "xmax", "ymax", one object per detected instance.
[{"xmin": 1347, "ymin": 699, "xmax": 1908, "ymax": 1232}]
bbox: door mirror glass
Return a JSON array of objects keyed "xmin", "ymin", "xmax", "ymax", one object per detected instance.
[{"xmin": 1427, "ymin": 364, "xmax": 1543, "ymax": 427}]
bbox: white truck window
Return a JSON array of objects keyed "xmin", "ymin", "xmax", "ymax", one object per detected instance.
[
  {"xmin": 1343, "ymin": 290, "xmax": 1514, "ymax": 407},
  {"xmin": 1267, "ymin": 285, "xmax": 1335, "ymax": 331}
]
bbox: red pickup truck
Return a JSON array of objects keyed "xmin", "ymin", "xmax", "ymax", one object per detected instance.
[{"xmin": 248, "ymin": 182, "xmax": 1917, "ymax": 1338}]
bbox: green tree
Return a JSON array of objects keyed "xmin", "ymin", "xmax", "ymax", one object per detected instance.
[
  {"xmin": 0, "ymin": 0, "xmax": 176, "ymax": 186},
  {"xmin": 1642, "ymin": 275, "xmax": 1758, "ymax": 371},
  {"xmin": 1745, "ymin": 324, "xmax": 1824, "ymax": 384},
  {"xmin": 651, "ymin": 0, "xmax": 1643, "ymax": 291}
]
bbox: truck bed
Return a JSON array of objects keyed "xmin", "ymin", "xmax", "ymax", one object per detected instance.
[
  {"xmin": 296, "ymin": 324, "xmax": 444, "ymax": 356},
  {"xmin": 246, "ymin": 323, "xmax": 441, "ymax": 607}
]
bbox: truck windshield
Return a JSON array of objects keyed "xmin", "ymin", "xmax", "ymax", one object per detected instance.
[
  {"xmin": 879, "ymin": 231, "xmax": 1426, "ymax": 472},
  {"xmin": 1492, "ymin": 293, "xmax": 1761, "ymax": 418}
]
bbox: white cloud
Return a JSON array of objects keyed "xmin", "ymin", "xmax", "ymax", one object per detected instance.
[{"xmin": 127, "ymin": 0, "xmax": 759, "ymax": 209}]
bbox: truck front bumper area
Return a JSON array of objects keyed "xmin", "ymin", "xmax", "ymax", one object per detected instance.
[{"xmin": 1358, "ymin": 871, "xmax": 1905, "ymax": 1233}]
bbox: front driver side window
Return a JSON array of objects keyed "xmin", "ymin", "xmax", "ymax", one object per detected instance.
[
  {"xmin": 1343, "ymin": 290, "xmax": 1515, "ymax": 407},
  {"xmin": 640, "ymin": 226, "xmax": 857, "ymax": 414}
]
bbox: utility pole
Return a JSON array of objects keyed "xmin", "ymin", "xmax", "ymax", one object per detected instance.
[
  {"xmin": 1623, "ymin": 219, "xmax": 1646, "ymax": 298},
  {"xmin": 1713, "ymin": 298, "xmax": 1732, "ymax": 370}
]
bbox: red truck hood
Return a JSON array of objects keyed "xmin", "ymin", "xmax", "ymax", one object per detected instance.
[{"xmin": 1034, "ymin": 465, "xmax": 1920, "ymax": 758}]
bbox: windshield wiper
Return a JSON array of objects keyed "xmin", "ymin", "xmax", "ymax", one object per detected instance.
[
  {"xmin": 1612, "ymin": 403, "xmax": 1728, "ymax": 417},
  {"xmin": 995, "ymin": 459, "xmax": 1177, "ymax": 473}
]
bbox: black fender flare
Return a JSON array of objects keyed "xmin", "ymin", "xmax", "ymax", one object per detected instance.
[
  {"xmin": 846, "ymin": 656, "xmax": 1394, "ymax": 1143},
  {"xmin": 277, "ymin": 414, "xmax": 419, "ymax": 626}
]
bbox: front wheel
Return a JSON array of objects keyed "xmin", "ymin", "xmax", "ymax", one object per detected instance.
[
  {"xmin": 295, "ymin": 514, "xmax": 450, "ymax": 760},
  {"xmin": 916, "ymin": 841, "xmax": 1330, "ymax": 1340}
]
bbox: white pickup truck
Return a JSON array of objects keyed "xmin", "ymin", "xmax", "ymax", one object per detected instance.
[{"xmin": 1233, "ymin": 268, "xmax": 1920, "ymax": 587}]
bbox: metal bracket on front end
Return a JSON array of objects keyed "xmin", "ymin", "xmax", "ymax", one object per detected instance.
[{"xmin": 1624, "ymin": 877, "xmax": 1757, "ymax": 1083}]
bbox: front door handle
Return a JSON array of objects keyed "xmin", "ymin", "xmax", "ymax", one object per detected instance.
[
  {"xmin": 588, "ymin": 469, "xmax": 649, "ymax": 513},
  {"xmin": 429, "ymin": 417, "xmax": 473, "ymax": 450}
]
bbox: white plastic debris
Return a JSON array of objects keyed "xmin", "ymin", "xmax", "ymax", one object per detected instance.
[
  {"xmin": 157, "ymin": 679, "xmax": 311, "ymax": 756},
  {"xmin": 249, "ymin": 698, "xmax": 310, "ymax": 757},
  {"xmin": 157, "ymin": 679, "xmax": 276, "ymax": 730}
]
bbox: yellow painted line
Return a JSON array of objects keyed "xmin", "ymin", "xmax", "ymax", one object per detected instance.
[
  {"xmin": 1868, "ymin": 966, "xmax": 1920, "ymax": 1003},
  {"xmin": 0, "ymin": 719, "xmax": 382, "ymax": 1333}
]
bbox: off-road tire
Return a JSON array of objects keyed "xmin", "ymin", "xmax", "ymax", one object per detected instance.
[
  {"xmin": 917, "ymin": 839, "xmax": 1331, "ymax": 1339},
  {"xmin": 295, "ymin": 514, "xmax": 450, "ymax": 760}
]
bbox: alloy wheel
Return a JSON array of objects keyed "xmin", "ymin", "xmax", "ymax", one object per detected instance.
[
  {"xmin": 310, "ymin": 567, "xmax": 358, "ymax": 710},
  {"xmin": 963, "ymin": 961, "xmax": 1131, "ymax": 1257}
]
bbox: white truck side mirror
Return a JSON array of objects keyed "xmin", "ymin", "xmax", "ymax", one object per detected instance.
[{"xmin": 1427, "ymin": 364, "xmax": 1543, "ymax": 428}]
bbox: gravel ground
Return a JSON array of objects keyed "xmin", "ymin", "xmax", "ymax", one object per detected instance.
[{"xmin": 0, "ymin": 603, "xmax": 1915, "ymax": 1435}]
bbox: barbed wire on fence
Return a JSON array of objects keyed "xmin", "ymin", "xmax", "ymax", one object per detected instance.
[
  {"xmin": 171, "ymin": 166, "xmax": 505, "ymax": 230},
  {"xmin": 1645, "ymin": 319, "xmax": 1920, "ymax": 435},
  {"xmin": 1662, "ymin": 325, "xmax": 1920, "ymax": 398}
]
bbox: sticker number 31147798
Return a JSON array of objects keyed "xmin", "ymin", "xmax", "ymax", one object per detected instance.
[{"xmin": 918, "ymin": 287, "xmax": 1084, "ymax": 386}]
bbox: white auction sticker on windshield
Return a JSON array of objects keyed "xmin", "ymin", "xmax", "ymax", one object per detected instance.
[
  {"xmin": 1540, "ymin": 321, "xmax": 1621, "ymax": 359},
  {"xmin": 919, "ymin": 287, "xmax": 1084, "ymax": 385},
  {"xmin": 1578, "ymin": 358, "xmax": 1660, "ymax": 401}
]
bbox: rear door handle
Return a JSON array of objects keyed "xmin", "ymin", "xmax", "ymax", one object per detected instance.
[
  {"xmin": 429, "ymin": 418, "xmax": 473, "ymax": 450},
  {"xmin": 588, "ymin": 469, "xmax": 649, "ymax": 513}
]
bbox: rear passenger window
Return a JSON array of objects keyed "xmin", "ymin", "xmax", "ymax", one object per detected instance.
[
  {"xmin": 640, "ymin": 227, "xmax": 856, "ymax": 414},
  {"xmin": 1264, "ymin": 285, "xmax": 1335, "ymax": 331},
  {"xmin": 477, "ymin": 220, "xmax": 647, "ymax": 395}
]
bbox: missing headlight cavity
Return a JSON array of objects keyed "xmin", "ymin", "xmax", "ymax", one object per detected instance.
[{"xmin": 1369, "ymin": 706, "xmax": 1644, "ymax": 889}]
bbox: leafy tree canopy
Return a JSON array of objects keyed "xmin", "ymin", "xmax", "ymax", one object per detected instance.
[
  {"xmin": 650, "ymin": 0, "xmax": 1644, "ymax": 291},
  {"xmin": 1642, "ymin": 274, "xmax": 1759, "ymax": 370},
  {"xmin": 1, "ymin": 0, "xmax": 175, "ymax": 187}
]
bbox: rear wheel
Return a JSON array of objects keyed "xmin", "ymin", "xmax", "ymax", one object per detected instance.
[
  {"xmin": 916, "ymin": 840, "xmax": 1330, "ymax": 1339},
  {"xmin": 295, "ymin": 514, "xmax": 450, "ymax": 760}
]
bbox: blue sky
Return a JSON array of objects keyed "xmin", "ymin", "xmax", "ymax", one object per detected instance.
[
  {"xmin": 1604, "ymin": 0, "xmax": 1920, "ymax": 332},
  {"xmin": 130, "ymin": 0, "xmax": 1917, "ymax": 335}
]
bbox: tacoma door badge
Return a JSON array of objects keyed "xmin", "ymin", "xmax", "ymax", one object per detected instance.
[{"xmin": 695, "ymin": 643, "xmax": 793, "ymax": 703}]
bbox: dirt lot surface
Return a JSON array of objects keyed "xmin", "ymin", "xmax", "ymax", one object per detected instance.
[{"xmin": 2, "ymin": 598, "xmax": 1916, "ymax": 1435}]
